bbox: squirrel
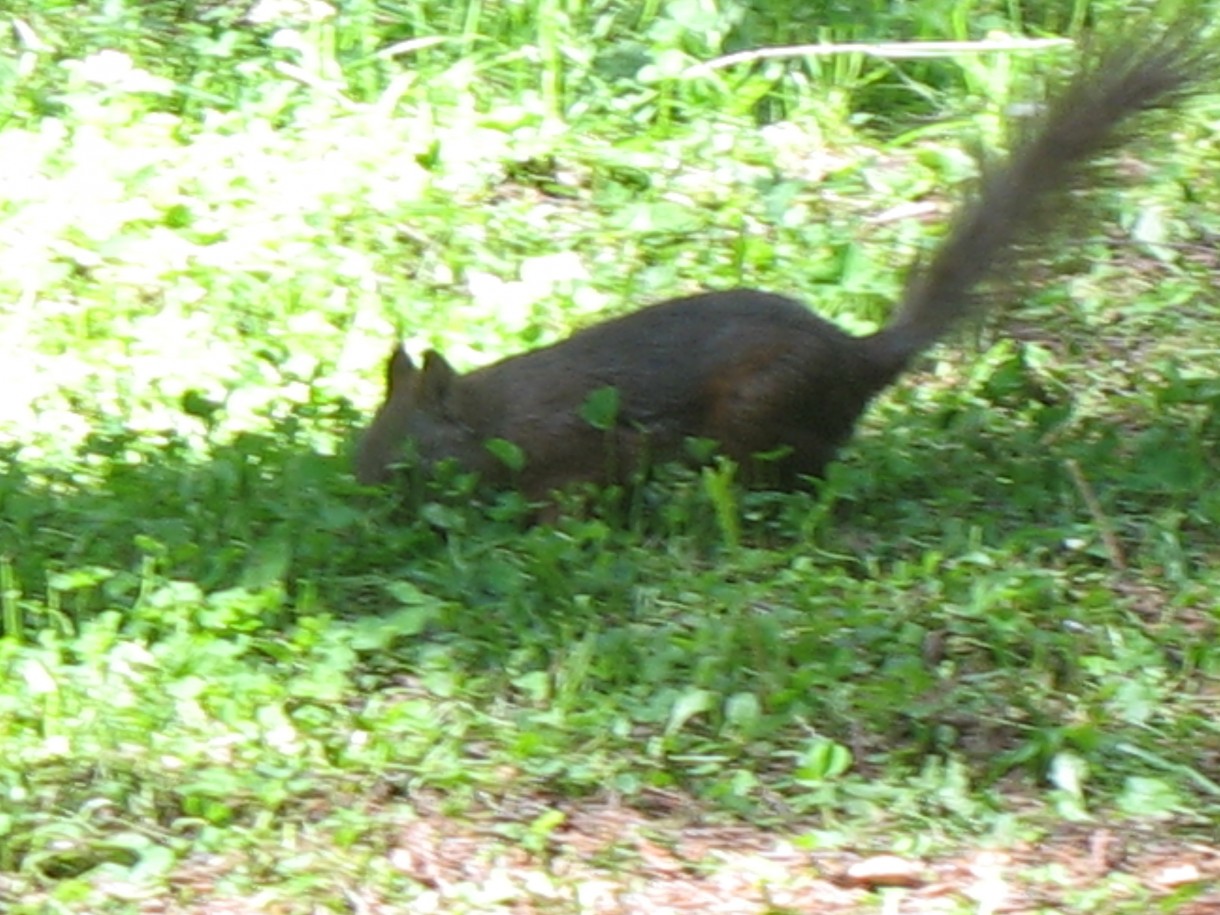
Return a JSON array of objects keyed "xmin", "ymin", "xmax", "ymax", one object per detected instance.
[{"xmin": 355, "ymin": 28, "xmax": 1212, "ymax": 502}]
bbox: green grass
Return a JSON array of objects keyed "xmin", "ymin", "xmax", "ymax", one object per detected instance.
[{"xmin": 2, "ymin": 1, "xmax": 1220, "ymax": 911}]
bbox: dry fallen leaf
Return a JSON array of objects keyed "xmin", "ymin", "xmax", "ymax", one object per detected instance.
[
  {"xmin": 1153, "ymin": 863, "xmax": 1202, "ymax": 888},
  {"xmin": 842, "ymin": 854, "xmax": 926, "ymax": 889}
]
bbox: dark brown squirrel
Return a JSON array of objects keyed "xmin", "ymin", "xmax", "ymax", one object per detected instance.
[{"xmin": 355, "ymin": 29, "xmax": 1212, "ymax": 501}]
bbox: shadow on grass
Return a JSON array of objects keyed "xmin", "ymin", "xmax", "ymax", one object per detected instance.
[
  {"xmin": 0, "ymin": 382, "xmax": 1216, "ymax": 777},
  {"xmin": 3, "ymin": 378, "xmax": 1216, "ymax": 615}
]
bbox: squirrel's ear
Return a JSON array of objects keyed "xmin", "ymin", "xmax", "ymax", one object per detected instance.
[
  {"xmin": 418, "ymin": 350, "xmax": 458, "ymax": 405},
  {"xmin": 385, "ymin": 345, "xmax": 416, "ymax": 393}
]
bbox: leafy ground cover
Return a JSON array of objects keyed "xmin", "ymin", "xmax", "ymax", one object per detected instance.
[{"xmin": 1, "ymin": 1, "xmax": 1219, "ymax": 912}]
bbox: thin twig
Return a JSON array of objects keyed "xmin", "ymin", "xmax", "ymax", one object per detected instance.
[
  {"xmin": 688, "ymin": 37, "xmax": 1074, "ymax": 76},
  {"xmin": 1065, "ymin": 458, "xmax": 1127, "ymax": 571}
]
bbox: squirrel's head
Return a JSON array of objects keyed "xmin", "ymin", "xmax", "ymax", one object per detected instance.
[{"xmin": 353, "ymin": 345, "xmax": 483, "ymax": 485}]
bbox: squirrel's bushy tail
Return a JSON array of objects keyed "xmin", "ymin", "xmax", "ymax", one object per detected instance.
[{"xmin": 869, "ymin": 24, "xmax": 1214, "ymax": 372}]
